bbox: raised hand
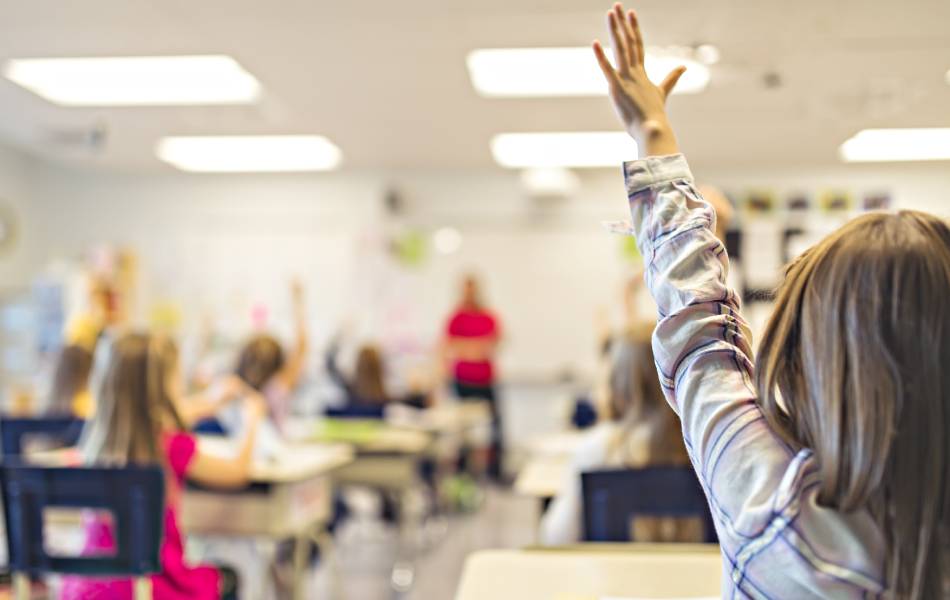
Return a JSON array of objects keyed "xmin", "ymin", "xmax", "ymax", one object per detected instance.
[{"xmin": 592, "ymin": 3, "xmax": 685, "ymax": 156}]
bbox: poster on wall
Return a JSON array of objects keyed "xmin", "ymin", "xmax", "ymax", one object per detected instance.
[
  {"xmin": 786, "ymin": 194, "xmax": 810, "ymax": 213},
  {"xmin": 819, "ymin": 190, "xmax": 853, "ymax": 214},
  {"xmin": 862, "ymin": 192, "xmax": 892, "ymax": 212},
  {"xmin": 743, "ymin": 190, "xmax": 777, "ymax": 217}
]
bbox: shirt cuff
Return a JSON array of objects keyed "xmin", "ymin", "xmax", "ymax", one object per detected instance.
[{"xmin": 622, "ymin": 153, "xmax": 693, "ymax": 195}]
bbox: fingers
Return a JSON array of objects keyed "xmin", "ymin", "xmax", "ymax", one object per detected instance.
[
  {"xmin": 660, "ymin": 65, "xmax": 687, "ymax": 97},
  {"xmin": 627, "ymin": 9, "xmax": 645, "ymax": 67},
  {"xmin": 606, "ymin": 8, "xmax": 629, "ymax": 73},
  {"xmin": 616, "ymin": 5, "xmax": 638, "ymax": 67},
  {"xmin": 592, "ymin": 41, "xmax": 620, "ymax": 87}
]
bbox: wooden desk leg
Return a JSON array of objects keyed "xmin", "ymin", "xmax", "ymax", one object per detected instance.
[
  {"xmin": 391, "ymin": 488, "xmax": 417, "ymax": 594},
  {"xmin": 312, "ymin": 529, "xmax": 343, "ymax": 599},
  {"xmin": 291, "ymin": 532, "xmax": 309, "ymax": 600},
  {"xmin": 12, "ymin": 572, "xmax": 29, "ymax": 600}
]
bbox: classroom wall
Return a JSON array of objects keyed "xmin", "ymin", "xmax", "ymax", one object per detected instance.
[
  {"xmin": 22, "ymin": 161, "xmax": 635, "ymax": 379},
  {"xmin": 0, "ymin": 142, "xmax": 42, "ymax": 288},
  {"xmin": 3, "ymin": 149, "xmax": 949, "ymax": 379}
]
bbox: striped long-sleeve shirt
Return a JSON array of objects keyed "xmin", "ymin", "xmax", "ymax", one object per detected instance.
[{"xmin": 618, "ymin": 154, "xmax": 887, "ymax": 599}]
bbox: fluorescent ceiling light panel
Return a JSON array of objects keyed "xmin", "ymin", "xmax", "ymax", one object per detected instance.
[
  {"xmin": 156, "ymin": 135, "xmax": 342, "ymax": 172},
  {"xmin": 520, "ymin": 167, "xmax": 581, "ymax": 195},
  {"xmin": 491, "ymin": 132, "xmax": 637, "ymax": 168},
  {"xmin": 467, "ymin": 47, "xmax": 709, "ymax": 97},
  {"xmin": 3, "ymin": 55, "xmax": 260, "ymax": 106},
  {"xmin": 839, "ymin": 128, "xmax": 950, "ymax": 162}
]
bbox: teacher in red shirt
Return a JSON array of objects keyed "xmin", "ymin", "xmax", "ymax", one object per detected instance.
[{"xmin": 443, "ymin": 274, "xmax": 503, "ymax": 479}]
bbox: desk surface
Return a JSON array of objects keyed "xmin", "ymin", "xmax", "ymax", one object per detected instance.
[
  {"xmin": 524, "ymin": 430, "xmax": 586, "ymax": 458},
  {"xmin": 294, "ymin": 419, "xmax": 432, "ymax": 455},
  {"xmin": 385, "ymin": 402, "xmax": 491, "ymax": 434},
  {"xmin": 196, "ymin": 437, "xmax": 354, "ymax": 483},
  {"xmin": 515, "ymin": 455, "xmax": 569, "ymax": 499},
  {"xmin": 455, "ymin": 547, "xmax": 722, "ymax": 600}
]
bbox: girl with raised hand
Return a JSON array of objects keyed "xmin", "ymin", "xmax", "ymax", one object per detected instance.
[{"xmin": 592, "ymin": 4, "xmax": 948, "ymax": 597}]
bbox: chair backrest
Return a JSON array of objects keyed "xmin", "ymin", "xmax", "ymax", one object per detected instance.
[
  {"xmin": 582, "ymin": 466, "xmax": 718, "ymax": 544},
  {"xmin": 324, "ymin": 405, "xmax": 385, "ymax": 420},
  {"xmin": 0, "ymin": 417, "xmax": 85, "ymax": 457},
  {"xmin": 0, "ymin": 463, "xmax": 165, "ymax": 578}
]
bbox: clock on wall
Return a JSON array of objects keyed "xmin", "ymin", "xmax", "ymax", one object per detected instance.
[{"xmin": 0, "ymin": 202, "xmax": 18, "ymax": 256}]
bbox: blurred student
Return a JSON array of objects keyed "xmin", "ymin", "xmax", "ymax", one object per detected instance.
[
  {"xmin": 540, "ymin": 326, "xmax": 696, "ymax": 545},
  {"xmin": 442, "ymin": 274, "xmax": 503, "ymax": 478},
  {"xmin": 326, "ymin": 334, "xmax": 431, "ymax": 410},
  {"xmin": 62, "ymin": 333, "xmax": 265, "ymax": 600},
  {"xmin": 47, "ymin": 344, "xmax": 94, "ymax": 418},
  {"xmin": 234, "ymin": 281, "xmax": 308, "ymax": 430},
  {"xmin": 591, "ymin": 4, "xmax": 947, "ymax": 596}
]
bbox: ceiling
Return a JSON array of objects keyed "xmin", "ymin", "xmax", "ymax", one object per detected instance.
[{"xmin": 0, "ymin": 0, "xmax": 947, "ymax": 172}]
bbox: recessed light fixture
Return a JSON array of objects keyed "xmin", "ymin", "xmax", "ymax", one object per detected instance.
[
  {"xmin": 491, "ymin": 132, "xmax": 637, "ymax": 168},
  {"xmin": 466, "ymin": 47, "xmax": 709, "ymax": 97},
  {"xmin": 2, "ymin": 55, "xmax": 261, "ymax": 106},
  {"xmin": 839, "ymin": 128, "xmax": 950, "ymax": 162},
  {"xmin": 520, "ymin": 167, "xmax": 581, "ymax": 196},
  {"xmin": 945, "ymin": 68, "xmax": 950, "ymax": 85},
  {"xmin": 694, "ymin": 44, "xmax": 721, "ymax": 66},
  {"xmin": 156, "ymin": 135, "xmax": 342, "ymax": 172}
]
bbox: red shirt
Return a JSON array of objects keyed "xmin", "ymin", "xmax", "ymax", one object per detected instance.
[{"xmin": 446, "ymin": 308, "xmax": 500, "ymax": 385}]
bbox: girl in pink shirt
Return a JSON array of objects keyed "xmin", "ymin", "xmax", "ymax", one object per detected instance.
[{"xmin": 62, "ymin": 333, "xmax": 265, "ymax": 600}]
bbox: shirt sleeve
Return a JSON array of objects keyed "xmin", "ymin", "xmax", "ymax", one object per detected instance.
[
  {"xmin": 621, "ymin": 154, "xmax": 796, "ymax": 548},
  {"xmin": 165, "ymin": 432, "xmax": 197, "ymax": 482},
  {"xmin": 617, "ymin": 154, "xmax": 886, "ymax": 596}
]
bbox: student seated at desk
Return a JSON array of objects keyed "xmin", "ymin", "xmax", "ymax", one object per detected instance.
[
  {"xmin": 588, "ymin": 7, "xmax": 948, "ymax": 593},
  {"xmin": 540, "ymin": 326, "xmax": 699, "ymax": 545},
  {"xmin": 325, "ymin": 334, "xmax": 431, "ymax": 411},
  {"xmin": 61, "ymin": 332, "xmax": 265, "ymax": 600},
  {"xmin": 47, "ymin": 344, "xmax": 94, "ymax": 418}
]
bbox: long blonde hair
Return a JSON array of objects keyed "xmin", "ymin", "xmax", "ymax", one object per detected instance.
[
  {"xmin": 235, "ymin": 334, "xmax": 285, "ymax": 391},
  {"xmin": 79, "ymin": 332, "xmax": 186, "ymax": 466},
  {"xmin": 755, "ymin": 211, "xmax": 949, "ymax": 598},
  {"xmin": 608, "ymin": 325, "xmax": 688, "ymax": 466},
  {"xmin": 353, "ymin": 344, "xmax": 389, "ymax": 404},
  {"xmin": 48, "ymin": 344, "xmax": 93, "ymax": 416}
]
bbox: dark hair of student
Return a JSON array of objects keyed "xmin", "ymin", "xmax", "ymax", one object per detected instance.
[{"xmin": 235, "ymin": 334, "xmax": 286, "ymax": 391}]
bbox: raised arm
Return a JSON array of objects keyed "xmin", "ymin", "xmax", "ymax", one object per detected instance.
[
  {"xmin": 593, "ymin": 2, "xmax": 798, "ymax": 559},
  {"xmin": 176, "ymin": 374, "xmax": 245, "ymax": 428},
  {"xmin": 187, "ymin": 391, "xmax": 265, "ymax": 489},
  {"xmin": 278, "ymin": 279, "xmax": 309, "ymax": 390},
  {"xmin": 324, "ymin": 333, "xmax": 353, "ymax": 396}
]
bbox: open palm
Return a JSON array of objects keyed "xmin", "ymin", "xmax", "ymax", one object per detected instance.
[{"xmin": 593, "ymin": 3, "xmax": 685, "ymax": 142}]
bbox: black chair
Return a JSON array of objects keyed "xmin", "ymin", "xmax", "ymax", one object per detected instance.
[
  {"xmin": 0, "ymin": 463, "xmax": 165, "ymax": 600},
  {"xmin": 582, "ymin": 466, "xmax": 718, "ymax": 544},
  {"xmin": 324, "ymin": 405, "xmax": 385, "ymax": 419},
  {"xmin": 0, "ymin": 417, "xmax": 85, "ymax": 457}
]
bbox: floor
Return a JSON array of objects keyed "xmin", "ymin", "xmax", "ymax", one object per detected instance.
[{"xmin": 309, "ymin": 486, "xmax": 538, "ymax": 600}]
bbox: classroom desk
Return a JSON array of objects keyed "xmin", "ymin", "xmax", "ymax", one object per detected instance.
[
  {"xmin": 455, "ymin": 545, "xmax": 722, "ymax": 600},
  {"xmin": 293, "ymin": 417, "xmax": 445, "ymax": 594},
  {"xmin": 524, "ymin": 430, "xmax": 586, "ymax": 458},
  {"xmin": 182, "ymin": 439, "xmax": 354, "ymax": 600},
  {"xmin": 385, "ymin": 401, "xmax": 492, "ymax": 436},
  {"xmin": 296, "ymin": 418, "xmax": 432, "ymax": 489},
  {"xmin": 514, "ymin": 454, "xmax": 568, "ymax": 500},
  {"xmin": 182, "ymin": 438, "xmax": 353, "ymax": 537}
]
